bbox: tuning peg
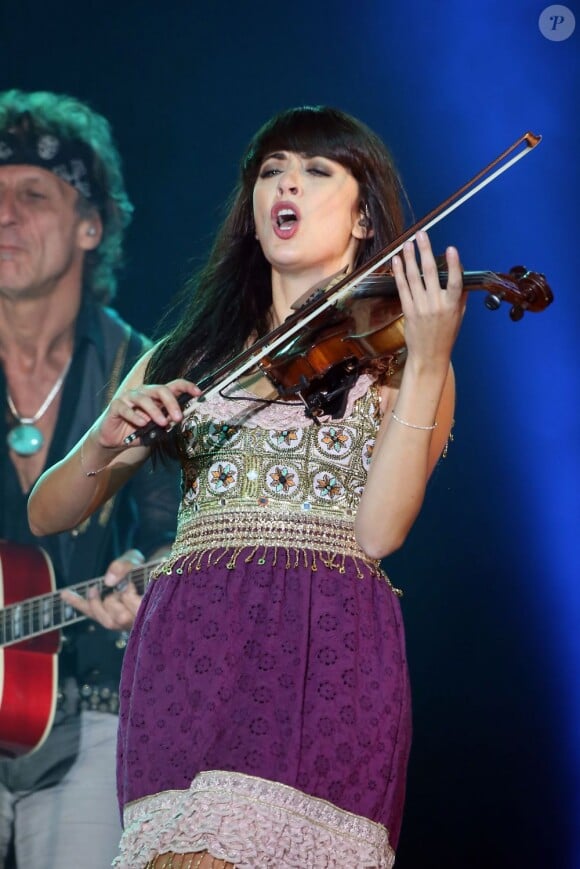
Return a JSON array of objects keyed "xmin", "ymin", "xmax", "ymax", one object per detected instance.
[
  {"xmin": 509, "ymin": 305, "xmax": 525, "ymax": 321},
  {"xmin": 484, "ymin": 293, "xmax": 502, "ymax": 311}
]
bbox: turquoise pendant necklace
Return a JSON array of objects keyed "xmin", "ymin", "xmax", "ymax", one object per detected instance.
[{"xmin": 6, "ymin": 357, "xmax": 72, "ymax": 457}]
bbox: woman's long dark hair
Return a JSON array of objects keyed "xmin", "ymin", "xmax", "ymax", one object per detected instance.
[{"xmin": 146, "ymin": 106, "xmax": 408, "ymax": 455}]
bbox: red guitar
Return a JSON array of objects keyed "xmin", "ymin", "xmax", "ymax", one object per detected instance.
[{"xmin": 0, "ymin": 541, "xmax": 159, "ymax": 758}]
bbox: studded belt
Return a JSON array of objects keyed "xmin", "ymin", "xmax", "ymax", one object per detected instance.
[{"xmin": 56, "ymin": 677, "xmax": 120, "ymax": 715}]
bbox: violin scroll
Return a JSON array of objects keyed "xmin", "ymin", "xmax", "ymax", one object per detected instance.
[{"xmin": 480, "ymin": 265, "xmax": 553, "ymax": 320}]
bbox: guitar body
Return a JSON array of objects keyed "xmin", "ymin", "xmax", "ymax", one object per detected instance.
[
  {"xmin": 0, "ymin": 542, "xmax": 59, "ymax": 758},
  {"xmin": 0, "ymin": 542, "xmax": 156, "ymax": 758}
]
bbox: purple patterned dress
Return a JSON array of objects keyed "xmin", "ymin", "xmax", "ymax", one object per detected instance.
[{"xmin": 115, "ymin": 376, "xmax": 411, "ymax": 868}]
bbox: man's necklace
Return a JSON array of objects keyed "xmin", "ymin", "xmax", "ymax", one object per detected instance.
[{"xmin": 6, "ymin": 356, "xmax": 72, "ymax": 456}]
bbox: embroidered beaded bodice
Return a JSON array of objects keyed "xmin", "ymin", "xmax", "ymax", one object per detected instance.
[{"xmin": 162, "ymin": 375, "xmax": 383, "ymax": 569}]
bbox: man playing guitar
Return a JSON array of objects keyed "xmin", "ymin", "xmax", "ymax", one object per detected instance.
[{"xmin": 0, "ymin": 90, "xmax": 179, "ymax": 868}]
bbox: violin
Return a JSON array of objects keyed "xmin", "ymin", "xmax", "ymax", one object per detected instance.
[
  {"xmin": 128, "ymin": 260, "xmax": 553, "ymax": 442},
  {"xmin": 255, "ymin": 263, "xmax": 553, "ymax": 417},
  {"xmin": 125, "ymin": 130, "xmax": 553, "ymax": 444}
]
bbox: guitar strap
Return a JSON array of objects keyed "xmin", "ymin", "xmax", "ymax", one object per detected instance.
[
  {"xmin": 92, "ymin": 320, "xmax": 151, "ymax": 530},
  {"xmin": 59, "ymin": 307, "xmax": 151, "ymax": 589},
  {"xmin": 52, "ymin": 311, "xmax": 156, "ymax": 688},
  {"xmin": 94, "ymin": 323, "xmax": 131, "ymax": 530}
]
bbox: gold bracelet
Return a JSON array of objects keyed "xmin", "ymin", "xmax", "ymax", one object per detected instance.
[
  {"xmin": 80, "ymin": 436, "xmax": 112, "ymax": 477},
  {"xmin": 391, "ymin": 410, "xmax": 437, "ymax": 431}
]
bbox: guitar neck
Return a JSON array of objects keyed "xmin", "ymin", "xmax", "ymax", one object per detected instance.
[{"xmin": 0, "ymin": 559, "xmax": 161, "ymax": 648}]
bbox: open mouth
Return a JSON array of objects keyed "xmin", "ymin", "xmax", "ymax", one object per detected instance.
[
  {"xmin": 271, "ymin": 202, "xmax": 301, "ymax": 236},
  {"xmin": 276, "ymin": 208, "xmax": 298, "ymax": 230}
]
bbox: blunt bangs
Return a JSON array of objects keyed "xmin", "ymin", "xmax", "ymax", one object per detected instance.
[{"xmin": 242, "ymin": 106, "xmax": 372, "ymax": 183}]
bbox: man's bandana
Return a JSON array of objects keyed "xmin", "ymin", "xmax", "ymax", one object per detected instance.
[{"xmin": 0, "ymin": 113, "xmax": 104, "ymax": 205}]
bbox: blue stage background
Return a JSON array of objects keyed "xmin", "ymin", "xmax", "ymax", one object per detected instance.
[{"xmin": 1, "ymin": 1, "xmax": 578, "ymax": 866}]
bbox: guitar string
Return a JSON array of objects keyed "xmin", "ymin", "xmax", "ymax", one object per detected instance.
[{"xmin": 0, "ymin": 561, "xmax": 157, "ymax": 642}]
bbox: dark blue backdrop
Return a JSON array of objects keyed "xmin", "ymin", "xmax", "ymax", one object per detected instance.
[{"xmin": 1, "ymin": 1, "xmax": 578, "ymax": 866}]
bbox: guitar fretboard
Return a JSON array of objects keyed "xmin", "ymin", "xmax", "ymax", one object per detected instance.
[{"xmin": 0, "ymin": 560, "xmax": 159, "ymax": 647}]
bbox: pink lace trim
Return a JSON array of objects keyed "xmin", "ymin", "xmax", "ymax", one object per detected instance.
[
  {"xmin": 181, "ymin": 374, "xmax": 375, "ymax": 430},
  {"xmin": 115, "ymin": 770, "xmax": 395, "ymax": 868}
]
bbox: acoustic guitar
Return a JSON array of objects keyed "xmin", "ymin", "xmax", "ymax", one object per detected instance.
[{"xmin": 0, "ymin": 541, "xmax": 158, "ymax": 758}]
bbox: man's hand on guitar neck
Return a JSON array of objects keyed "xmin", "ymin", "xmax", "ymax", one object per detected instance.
[{"xmin": 60, "ymin": 548, "xmax": 148, "ymax": 631}]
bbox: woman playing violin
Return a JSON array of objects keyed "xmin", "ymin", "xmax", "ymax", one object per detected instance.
[{"xmin": 28, "ymin": 106, "xmax": 466, "ymax": 868}]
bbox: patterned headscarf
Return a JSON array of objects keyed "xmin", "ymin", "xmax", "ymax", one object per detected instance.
[{"xmin": 0, "ymin": 111, "xmax": 104, "ymax": 205}]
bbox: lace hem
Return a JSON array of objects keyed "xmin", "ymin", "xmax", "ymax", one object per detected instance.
[{"xmin": 116, "ymin": 770, "xmax": 395, "ymax": 869}]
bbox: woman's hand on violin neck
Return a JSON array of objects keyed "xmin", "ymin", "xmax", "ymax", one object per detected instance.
[
  {"xmin": 96, "ymin": 378, "xmax": 202, "ymax": 450},
  {"xmin": 392, "ymin": 230, "xmax": 466, "ymax": 367}
]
